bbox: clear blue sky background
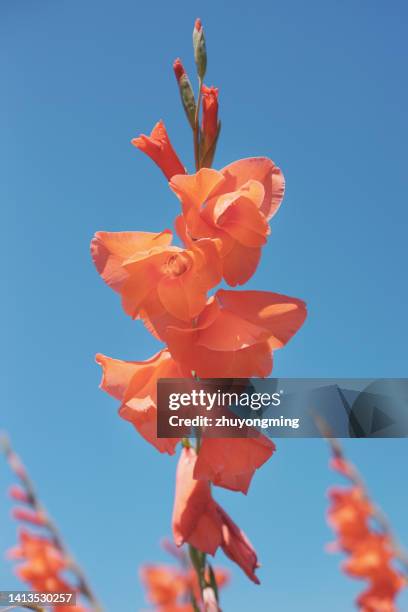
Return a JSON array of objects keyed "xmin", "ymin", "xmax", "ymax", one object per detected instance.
[{"xmin": 1, "ymin": 1, "xmax": 407, "ymax": 610}]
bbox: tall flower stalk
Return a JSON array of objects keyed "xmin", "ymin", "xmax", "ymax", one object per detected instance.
[
  {"xmin": 321, "ymin": 426, "xmax": 408, "ymax": 611},
  {"xmin": 91, "ymin": 18, "xmax": 307, "ymax": 609},
  {"xmin": 1, "ymin": 434, "xmax": 102, "ymax": 612}
]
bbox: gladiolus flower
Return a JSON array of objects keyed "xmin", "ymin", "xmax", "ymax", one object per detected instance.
[
  {"xmin": 216, "ymin": 504, "xmax": 260, "ymax": 585},
  {"xmin": 344, "ymin": 534, "xmax": 394, "ymax": 578},
  {"xmin": 12, "ymin": 507, "xmax": 47, "ymax": 526},
  {"xmin": 170, "ymin": 158, "xmax": 285, "ymax": 284},
  {"xmin": 327, "ymin": 487, "xmax": 372, "ymax": 552},
  {"xmin": 8, "ymin": 529, "xmax": 70, "ymax": 593},
  {"xmin": 140, "ymin": 558, "xmax": 229, "ymax": 611},
  {"xmin": 91, "ymin": 229, "xmax": 222, "ymax": 338},
  {"xmin": 140, "ymin": 565, "xmax": 186, "ymax": 607},
  {"xmin": 172, "ymin": 447, "xmax": 223, "ymax": 555},
  {"xmin": 132, "ymin": 120, "xmax": 186, "ymax": 181},
  {"xmin": 96, "ymin": 349, "xmax": 184, "ymax": 454},
  {"xmin": 166, "ymin": 289, "xmax": 307, "ymax": 378},
  {"xmin": 357, "ymin": 571, "xmax": 404, "ymax": 612},
  {"xmin": 194, "ymin": 436, "xmax": 275, "ymax": 494},
  {"xmin": 327, "ymin": 458, "xmax": 405, "ymax": 612},
  {"xmin": 172, "ymin": 448, "xmax": 260, "ymax": 583},
  {"xmin": 9, "ymin": 484, "xmax": 31, "ymax": 503}
]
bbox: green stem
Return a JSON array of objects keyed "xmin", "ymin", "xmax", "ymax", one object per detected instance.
[
  {"xmin": 189, "ymin": 544, "xmax": 207, "ymax": 594},
  {"xmin": 193, "ymin": 78, "xmax": 203, "ymax": 171}
]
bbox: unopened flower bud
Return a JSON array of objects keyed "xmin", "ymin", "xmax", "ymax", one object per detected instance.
[
  {"xmin": 193, "ymin": 18, "xmax": 207, "ymax": 80},
  {"xmin": 9, "ymin": 485, "xmax": 30, "ymax": 504},
  {"xmin": 12, "ymin": 507, "xmax": 47, "ymax": 526},
  {"xmin": 173, "ymin": 58, "xmax": 196, "ymax": 129},
  {"xmin": 200, "ymin": 85, "xmax": 220, "ymax": 168}
]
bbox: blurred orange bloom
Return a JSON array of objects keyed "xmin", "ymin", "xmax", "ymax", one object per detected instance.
[
  {"xmin": 327, "ymin": 458, "xmax": 405, "ymax": 611},
  {"xmin": 132, "ymin": 120, "xmax": 186, "ymax": 180},
  {"xmin": 91, "ymin": 229, "xmax": 222, "ymax": 336},
  {"xmin": 140, "ymin": 565, "xmax": 186, "ymax": 607},
  {"xmin": 357, "ymin": 570, "xmax": 404, "ymax": 612},
  {"xmin": 170, "ymin": 157, "xmax": 284, "ymax": 284},
  {"xmin": 140, "ymin": 562, "xmax": 229, "ymax": 612},
  {"xmin": 96, "ymin": 349, "xmax": 185, "ymax": 454},
  {"xmin": 9, "ymin": 484, "xmax": 31, "ymax": 503},
  {"xmin": 8, "ymin": 529, "xmax": 70, "ymax": 593},
  {"xmin": 166, "ymin": 289, "xmax": 307, "ymax": 377},
  {"xmin": 172, "ymin": 448, "xmax": 260, "ymax": 583},
  {"xmin": 12, "ymin": 507, "xmax": 47, "ymax": 526},
  {"xmin": 194, "ymin": 436, "xmax": 275, "ymax": 494},
  {"xmin": 344, "ymin": 533, "xmax": 394, "ymax": 579},
  {"xmin": 327, "ymin": 487, "xmax": 372, "ymax": 552}
]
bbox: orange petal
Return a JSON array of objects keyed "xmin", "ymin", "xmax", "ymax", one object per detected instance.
[
  {"xmin": 222, "ymin": 242, "xmax": 262, "ymax": 286},
  {"xmin": 91, "ymin": 230, "xmax": 172, "ymax": 292},
  {"xmin": 166, "ymin": 289, "xmax": 306, "ymax": 377},
  {"xmin": 195, "ymin": 437, "xmax": 275, "ymax": 493},
  {"xmin": 121, "ymin": 252, "xmax": 166, "ymax": 318},
  {"xmin": 97, "ymin": 350, "xmax": 182, "ymax": 454},
  {"xmin": 217, "ymin": 504, "xmax": 261, "ymax": 584},
  {"xmin": 96, "ymin": 353, "xmax": 140, "ymax": 400},
  {"xmin": 218, "ymin": 289, "xmax": 307, "ymax": 349},
  {"xmin": 220, "ymin": 157, "xmax": 285, "ymax": 220},
  {"xmin": 172, "ymin": 448, "xmax": 222, "ymax": 555},
  {"xmin": 132, "ymin": 121, "xmax": 186, "ymax": 180},
  {"xmin": 170, "ymin": 168, "xmax": 225, "ymax": 218}
]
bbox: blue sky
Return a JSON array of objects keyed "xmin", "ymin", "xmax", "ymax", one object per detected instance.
[{"xmin": 1, "ymin": 0, "xmax": 407, "ymax": 610}]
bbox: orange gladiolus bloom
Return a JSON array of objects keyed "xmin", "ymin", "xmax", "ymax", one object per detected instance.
[
  {"xmin": 344, "ymin": 533, "xmax": 395, "ymax": 578},
  {"xmin": 8, "ymin": 529, "xmax": 70, "ymax": 593},
  {"xmin": 166, "ymin": 289, "xmax": 307, "ymax": 378},
  {"xmin": 140, "ymin": 563, "xmax": 229, "ymax": 611},
  {"xmin": 132, "ymin": 120, "xmax": 186, "ymax": 180},
  {"xmin": 172, "ymin": 448, "xmax": 260, "ymax": 584},
  {"xmin": 357, "ymin": 571, "xmax": 404, "ymax": 612},
  {"xmin": 172, "ymin": 447, "xmax": 223, "ymax": 555},
  {"xmin": 140, "ymin": 565, "xmax": 187, "ymax": 607},
  {"xmin": 327, "ymin": 487, "xmax": 372, "ymax": 552},
  {"xmin": 327, "ymin": 459, "xmax": 405, "ymax": 612},
  {"xmin": 216, "ymin": 504, "xmax": 260, "ymax": 585},
  {"xmin": 170, "ymin": 157, "xmax": 285, "ymax": 285},
  {"xmin": 96, "ymin": 349, "xmax": 184, "ymax": 454},
  {"xmin": 91, "ymin": 229, "xmax": 222, "ymax": 337},
  {"xmin": 195, "ymin": 436, "xmax": 275, "ymax": 494}
]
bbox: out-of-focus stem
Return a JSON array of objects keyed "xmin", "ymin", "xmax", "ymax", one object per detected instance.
[
  {"xmin": 0, "ymin": 434, "xmax": 104, "ymax": 612},
  {"xmin": 2, "ymin": 606, "xmax": 45, "ymax": 612}
]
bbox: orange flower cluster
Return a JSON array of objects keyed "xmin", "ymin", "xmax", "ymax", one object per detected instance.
[
  {"xmin": 327, "ymin": 457, "xmax": 406, "ymax": 612},
  {"xmin": 4, "ymin": 441, "xmax": 91, "ymax": 612},
  {"xmin": 8, "ymin": 531, "xmax": 88, "ymax": 612},
  {"xmin": 92, "ymin": 18, "xmax": 306, "ymax": 590},
  {"xmin": 140, "ymin": 539, "xmax": 229, "ymax": 611}
]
